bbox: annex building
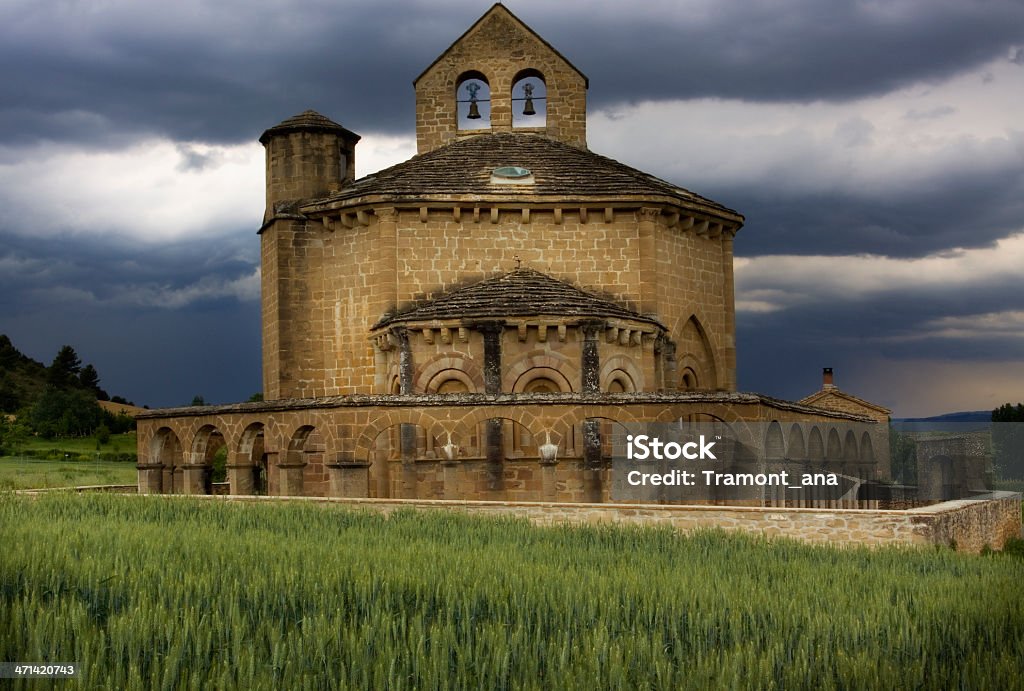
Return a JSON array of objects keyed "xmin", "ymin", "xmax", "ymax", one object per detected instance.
[{"xmin": 136, "ymin": 4, "xmax": 890, "ymax": 505}]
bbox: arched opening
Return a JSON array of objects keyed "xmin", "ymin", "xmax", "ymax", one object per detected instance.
[
  {"xmin": 677, "ymin": 315, "xmax": 717, "ymax": 389},
  {"xmin": 283, "ymin": 425, "xmax": 326, "ymax": 497},
  {"xmin": 859, "ymin": 431, "xmax": 875, "ymax": 464},
  {"xmin": 511, "ymin": 69, "xmax": 546, "ymax": 128},
  {"xmin": 151, "ymin": 427, "xmax": 183, "ymax": 494},
  {"xmin": 191, "ymin": 425, "xmax": 226, "ymax": 495},
  {"xmin": 512, "ymin": 368, "xmax": 573, "ymax": 458},
  {"xmin": 843, "ymin": 429, "xmax": 859, "ymax": 462},
  {"xmin": 426, "ymin": 370, "xmax": 476, "ymax": 394},
  {"xmin": 679, "ymin": 367, "xmax": 699, "ymax": 391},
  {"xmin": 605, "ymin": 369, "xmax": 636, "ymax": 393},
  {"xmin": 765, "ymin": 422, "xmax": 785, "ymax": 460},
  {"xmin": 827, "ymin": 428, "xmax": 843, "ymax": 460},
  {"xmin": 787, "ymin": 424, "xmax": 806, "ymax": 460},
  {"xmin": 456, "ymin": 71, "xmax": 490, "ymax": 130},
  {"xmin": 807, "ymin": 427, "xmax": 824, "ymax": 460},
  {"xmin": 237, "ymin": 422, "xmax": 266, "ymax": 495}
]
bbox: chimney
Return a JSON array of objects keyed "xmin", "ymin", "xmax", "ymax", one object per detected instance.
[{"xmin": 822, "ymin": 367, "xmax": 835, "ymax": 389}]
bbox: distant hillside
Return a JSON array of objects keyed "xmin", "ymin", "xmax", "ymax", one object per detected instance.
[
  {"xmin": 893, "ymin": 410, "xmax": 992, "ymax": 433},
  {"xmin": 0, "ymin": 335, "xmax": 49, "ymax": 412},
  {"xmin": 0, "ymin": 334, "xmax": 137, "ymax": 413}
]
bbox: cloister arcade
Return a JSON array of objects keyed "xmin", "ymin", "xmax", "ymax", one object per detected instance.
[{"xmin": 136, "ymin": 392, "xmax": 887, "ymax": 507}]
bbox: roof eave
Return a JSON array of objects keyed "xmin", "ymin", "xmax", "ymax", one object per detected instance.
[{"xmin": 300, "ymin": 193, "xmax": 744, "ymax": 226}]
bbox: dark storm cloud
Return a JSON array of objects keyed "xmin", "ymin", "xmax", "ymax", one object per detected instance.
[
  {"xmin": 0, "ymin": 227, "xmax": 262, "ymax": 406},
  {"xmin": 721, "ymin": 164, "xmax": 1024, "ymax": 258},
  {"xmin": 736, "ymin": 280, "xmax": 1024, "ymax": 411},
  {"xmin": 2, "ymin": 0, "xmax": 1023, "ymax": 147}
]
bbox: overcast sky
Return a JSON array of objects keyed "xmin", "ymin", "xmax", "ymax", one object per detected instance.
[{"xmin": 1, "ymin": 0, "xmax": 1022, "ymax": 416}]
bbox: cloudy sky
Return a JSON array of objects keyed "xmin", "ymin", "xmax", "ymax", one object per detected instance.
[{"xmin": 1, "ymin": 0, "xmax": 1022, "ymax": 416}]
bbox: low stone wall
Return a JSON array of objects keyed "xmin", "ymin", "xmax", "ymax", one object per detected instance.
[{"xmin": 159, "ymin": 490, "xmax": 1021, "ymax": 553}]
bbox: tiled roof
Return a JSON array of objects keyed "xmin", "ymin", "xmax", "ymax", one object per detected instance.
[
  {"xmin": 374, "ymin": 268, "xmax": 664, "ymax": 329},
  {"xmin": 312, "ymin": 133, "xmax": 738, "ymax": 215},
  {"xmin": 799, "ymin": 389, "xmax": 892, "ymax": 415},
  {"xmin": 259, "ymin": 110, "xmax": 360, "ymax": 144}
]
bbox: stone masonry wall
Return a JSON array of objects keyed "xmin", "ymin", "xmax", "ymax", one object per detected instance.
[
  {"xmin": 165, "ymin": 492, "xmax": 1023, "ymax": 554},
  {"xmin": 415, "ymin": 6, "xmax": 588, "ymax": 153}
]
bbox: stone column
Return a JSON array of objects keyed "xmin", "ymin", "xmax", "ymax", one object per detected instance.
[
  {"xmin": 721, "ymin": 230, "xmax": 737, "ymax": 391},
  {"xmin": 478, "ymin": 322, "xmax": 505, "ymax": 484},
  {"xmin": 136, "ymin": 463, "xmax": 164, "ymax": 495},
  {"xmin": 581, "ymin": 321, "xmax": 604, "ymax": 475},
  {"xmin": 181, "ymin": 464, "xmax": 208, "ymax": 495},
  {"xmin": 327, "ymin": 458, "xmax": 371, "ymax": 498},
  {"xmin": 277, "ymin": 451, "xmax": 305, "ymax": 496},
  {"xmin": 226, "ymin": 451, "xmax": 256, "ymax": 496},
  {"xmin": 392, "ymin": 326, "xmax": 418, "ymax": 497},
  {"xmin": 580, "ymin": 321, "xmax": 602, "ymax": 394},
  {"xmin": 638, "ymin": 207, "xmax": 660, "ymax": 316}
]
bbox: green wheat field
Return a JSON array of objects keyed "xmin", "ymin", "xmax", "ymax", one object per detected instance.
[{"xmin": 1, "ymin": 493, "xmax": 1021, "ymax": 689}]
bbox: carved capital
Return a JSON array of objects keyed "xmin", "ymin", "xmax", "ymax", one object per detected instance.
[
  {"xmin": 374, "ymin": 207, "xmax": 398, "ymax": 223},
  {"xmin": 639, "ymin": 207, "xmax": 661, "ymax": 223}
]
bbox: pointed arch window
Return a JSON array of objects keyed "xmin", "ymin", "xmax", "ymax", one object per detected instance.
[
  {"xmin": 456, "ymin": 71, "xmax": 491, "ymax": 130},
  {"xmin": 512, "ymin": 69, "xmax": 547, "ymax": 128}
]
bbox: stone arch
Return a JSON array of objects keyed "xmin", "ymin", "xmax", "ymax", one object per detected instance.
[
  {"xmin": 600, "ymin": 354, "xmax": 643, "ymax": 393},
  {"xmin": 279, "ymin": 424, "xmax": 326, "ymax": 496},
  {"xmin": 456, "ymin": 70, "xmax": 490, "ymax": 129},
  {"xmin": 765, "ymin": 421, "xmax": 785, "ymax": 460},
  {"xmin": 189, "ymin": 424, "xmax": 227, "ymax": 495},
  {"xmin": 788, "ymin": 424, "xmax": 806, "ymax": 460},
  {"xmin": 414, "ymin": 352, "xmax": 483, "ymax": 393},
  {"xmin": 675, "ymin": 314, "xmax": 719, "ymax": 390},
  {"xmin": 427, "ymin": 370, "xmax": 477, "ymax": 393},
  {"xmin": 605, "ymin": 370, "xmax": 635, "ymax": 393},
  {"xmin": 827, "ymin": 428, "xmax": 843, "ymax": 460},
  {"xmin": 513, "ymin": 367, "xmax": 573, "ymax": 393},
  {"xmin": 150, "ymin": 427, "xmax": 183, "ymax": 494},
  {"xmin": 355, "ymin": 409, "xmax": 448, "ymax": 464},
  {"xmin": 511, "ymin": 68, "xmax": 546, "ymax": 128},
  {"xmin": 678, "ymin": 366, "xmax": 699, "ymax": 390},
  {"xmin": 236, "ymin": 422, "xmax": 267, "ymax": 495},
  {"xmin": 859, "ymin": 431, "xmax": 875, "ymax": 464},
  {"xmin": 807, "ymin": 426, "xmax": 824, "ymax": 460},
  {"xmin": 843, "ymin": 429, "xmax": 859, "ymax": 462},
  {"xmin": 504, "ymin": 349, "xmax": 579, "ymax": 393}
]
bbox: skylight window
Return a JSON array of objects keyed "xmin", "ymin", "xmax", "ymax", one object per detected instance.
[{"xmin": 490, "ymin": 166, "xmax": 534, "ymax": 184}]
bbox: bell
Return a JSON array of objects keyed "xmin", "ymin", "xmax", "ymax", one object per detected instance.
[
  {"xmin": 467, "ymin": 101, "xmax": 481, "ymax": 120},
  {"xmin": 522, "ymin": 97, "xmax": 536, "ymax": 116}
]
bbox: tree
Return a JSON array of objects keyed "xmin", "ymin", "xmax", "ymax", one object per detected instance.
[
  {"xmin": 28, "ymin": 387, "xmax": 103, "ymax": 438},
  {"xmin": 190, "ymin": 395, "xmax": 206, "ymax": 407},
  {"xmin": 77, "ymin": 364, "xmax": 109, "ymax": 399},
  {"xmin": 247, "ymin": 392, "xmax": 264, "ymax": 402},
  {"xmin": 47, "ymin": 345, "xmax": 82, "ymax": 389}
]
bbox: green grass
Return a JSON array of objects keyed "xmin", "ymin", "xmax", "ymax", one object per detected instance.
[
  {"xmin": 0, "ymin": 456, "xmax": 137, "ymax": 490},
  {"xmin": 12, "ymin": 431, "xmax": 137, "ymax": 456},
  {"xmin": 1, "ymin": 493, "xmax": 1021, "ymax": 690}
]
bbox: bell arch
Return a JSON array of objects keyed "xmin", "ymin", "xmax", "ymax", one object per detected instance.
[
  {"xmin": 511, "ymin": 68, "xmax": 546, "ymax": 128},
  {"xmin": 456, "ymin": 71, "xmax": 490, "ymax": 129}
]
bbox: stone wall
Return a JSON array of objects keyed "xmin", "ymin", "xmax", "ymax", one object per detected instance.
[
  {"xmin": 154, "ymin": 492, "xmax": 1022, "ymax": 554},
  {"xmin": 262, "ymin": 205, "xmax": 736, "ymax": 400}
]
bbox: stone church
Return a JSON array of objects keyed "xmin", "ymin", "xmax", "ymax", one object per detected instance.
[{"xmin": 136, "ymin": 4, "xmax": 887, "ymax": 503}]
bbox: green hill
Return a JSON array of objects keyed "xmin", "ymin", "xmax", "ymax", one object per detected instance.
[{"xmin": 0, "ymin": 334, "xmax": 49, "ymax": 413}]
